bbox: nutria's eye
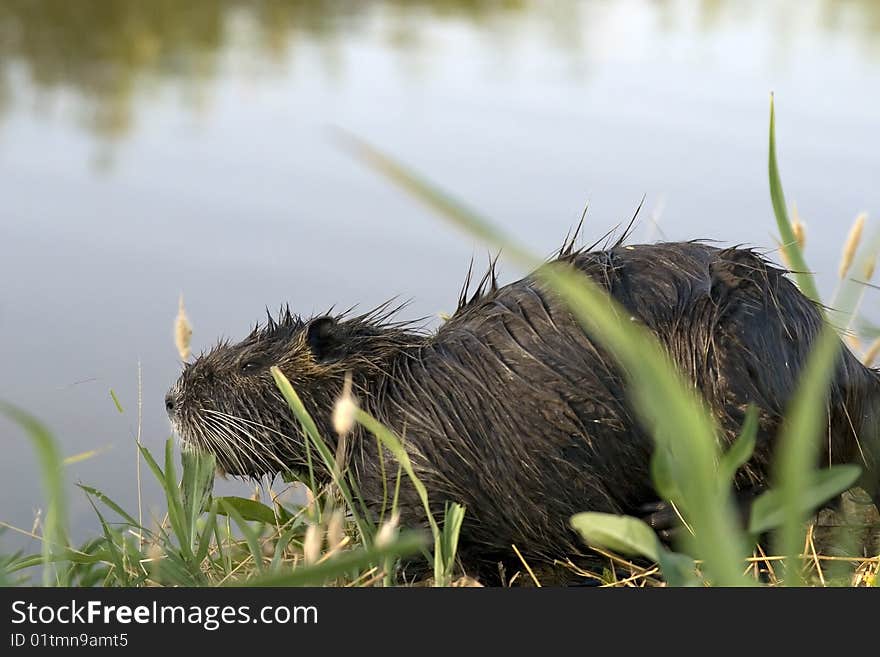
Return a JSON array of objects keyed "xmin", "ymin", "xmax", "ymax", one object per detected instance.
[{"xmin": 240, "ymin": 360, "xmax": 263, "ymax": 375}]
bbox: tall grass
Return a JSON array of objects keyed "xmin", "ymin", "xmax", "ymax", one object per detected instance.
[
  {"xmin": 1, "ymin": 99, "xmax": 877, "ymax": 586},
  {"xmin": 1, "ymin": 429, "xmax": 425, "ymax": 586}
]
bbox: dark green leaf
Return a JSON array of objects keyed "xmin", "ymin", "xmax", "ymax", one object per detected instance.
[
  {"xmin": 657, "ymin": 550, "xmax": 700, "ymax": 587},
  {"xmin": 77, "ymin": 484, "xmax": 140, "ymax": 527},
  {"xmin": 570, "ymin": 512, "xmax": 661, "ymax": 562},
  {"xmin": 749, "ymin": 464, "xmax": 862, "ymax": 535},
  {"xmin": 215, "ymin": 496, "xmax": 283, "ymax": 525}
]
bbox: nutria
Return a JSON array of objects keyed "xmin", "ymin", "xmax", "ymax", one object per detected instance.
[{"xmin": 165, "ymin": 239, "xmax": 880, "ymax": 582}]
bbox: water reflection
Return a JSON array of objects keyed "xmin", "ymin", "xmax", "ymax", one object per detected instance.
[
  {"xmin": 0, "ymin": 0, "xmax": 535, "ymax": 139},
  {"xmin": 1, "ymin": 0, "xmax": 879, "ymax": 142}
]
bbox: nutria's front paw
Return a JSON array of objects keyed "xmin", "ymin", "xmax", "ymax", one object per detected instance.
[
  {"xmin": 637, "ymin": 500, "xmax": 682, "ymax": 544},
  {"xmin": 638, "ymin": 488, "xmax": 766, "ymax": 546}
]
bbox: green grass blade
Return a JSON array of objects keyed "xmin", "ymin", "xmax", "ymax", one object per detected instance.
[
  {"xmin": 181, "ymin": 448, "xmax": 216, "ymax": 552},
  {"xmin": 773, "ymin": 326, "xmax": 842, "ymax": 584},
  {"xmin": 719, "ymin": 405, "xmax": 759, "ymax": 486},
  {"xmin": 354, "ymin": 409, "xmax": 452, "ymax": 584},
  {"xmin": 768, "ymin": 94, "xmax": 820, "ymax": 302},
  {"xmin": 270, "ymin": 519, "xmax": 307, "ymax": 572},
  {"xmin": 270, "ymin": 367, "xmax": 372, "ymax": 543},
  {"xmin": 441, "ymin": 502, "xmax": 466, "ymax": 574},
  {"xmin": 109, "ymin": 389, "xmax": 124, "ymax": 413},
  {"xmin": 650, "ymin": 443, "xmax": 681, "ymax": 503},
  {"xmin": 219, "ymin": 499, "xmax": 265, "ymax": 575},
  {"xmin": 76, "ymin": 484, "xmax": 140, "ymax": 527},
  {"xmin": 84, "ymin": 495, "xmax": 129, "ymax": 586},
  {"xmin": 214, "ymin": 518, "xmax": 231, "ymax": 574},
  {"xmin": 241, "ymin": 532, "xmax": 425, "ymax": 587},
  {"xmin": 750, "ymin": 464, "xmax": 861, "ymax": 535},
  {"xmin": 137, "ymin": 441, "xmax": 195, "ymax": 562},
  {"xmin": 150, "ymin": 548, "xmax": 200, "ymax": 586},
  {"xmin": 138, "ymin": 442, "xmax": 166, "ymax": 487},
  {"xmin": 0, "ymin": 402, "xmax": 69, "ymax": 586},
  {"xmin": 336, "ymin": 130, "xmax": 517, "ymax": 256},
  {"xmin": 63, "ymin": 446, "xmax": 109, "ymax": 466},
  {"xmin": 195, "ymin": 499, "xmax": 220, "ymax": 565},
  {"xmin": 162, "ymin": 439, "xmax": 193, "ymax": 560}
]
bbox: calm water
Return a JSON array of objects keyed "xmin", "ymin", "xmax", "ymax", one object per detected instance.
[{"xmin": 2, "ymin": 0, "xmax": 879, "ymax": 549}]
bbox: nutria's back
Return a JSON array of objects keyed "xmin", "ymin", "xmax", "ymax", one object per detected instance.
[{"xmin": 166, "ymin": 240, "xmax": 880, "ymax": 580}]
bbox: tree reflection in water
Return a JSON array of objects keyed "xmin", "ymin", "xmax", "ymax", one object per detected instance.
[{"xmin": 0, "ymin": 0, "xmax": 878, "ymax": 141}]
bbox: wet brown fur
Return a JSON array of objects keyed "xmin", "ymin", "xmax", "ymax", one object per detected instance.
[{"xmin": 166, "ymin": 237, "xmax": 880, "ymax": 582}]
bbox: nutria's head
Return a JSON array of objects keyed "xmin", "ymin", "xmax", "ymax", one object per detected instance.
[{"xmin": 165, "ymin": 306, "xmax": 423, "ymax": 479}]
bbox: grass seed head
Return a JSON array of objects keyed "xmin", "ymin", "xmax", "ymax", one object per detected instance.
[
  {"xmin": 303, "ymin": 523, "xmax": 323, "ymax": 565},
  {"xmin": 375, "ymin": 511, "xmax": 400, "ymax": 548},
  {"xmin": 846, "ymin": 334, "xmax": 862, "ymax": 351},
  {"xmin": 864, "ymin": 252, "xmax": 877, "ymax": 281},
  {"xmin": 327, "ymin": 509, "xmax": 345, "ymax": 553},
  {"xmin": 839, "ymin": 213, "xmax": 867, "ymax": 280},
  {"xmin": 332, "ymin": 372, "xmax": 358, "ymax": 436},
  {"xmin": 174, "ymin": 294, "xmax": 193, "ymax": 361}
]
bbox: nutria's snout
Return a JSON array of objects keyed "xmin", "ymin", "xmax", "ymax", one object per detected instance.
[{"xmin": 165, "ymin": 307, "xmax": 423, "ymax": 478}]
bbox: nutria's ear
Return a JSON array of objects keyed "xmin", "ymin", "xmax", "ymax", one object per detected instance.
[{"xmin": 305, "ymin": 316, "xmax": 338, "ymax": 361}]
